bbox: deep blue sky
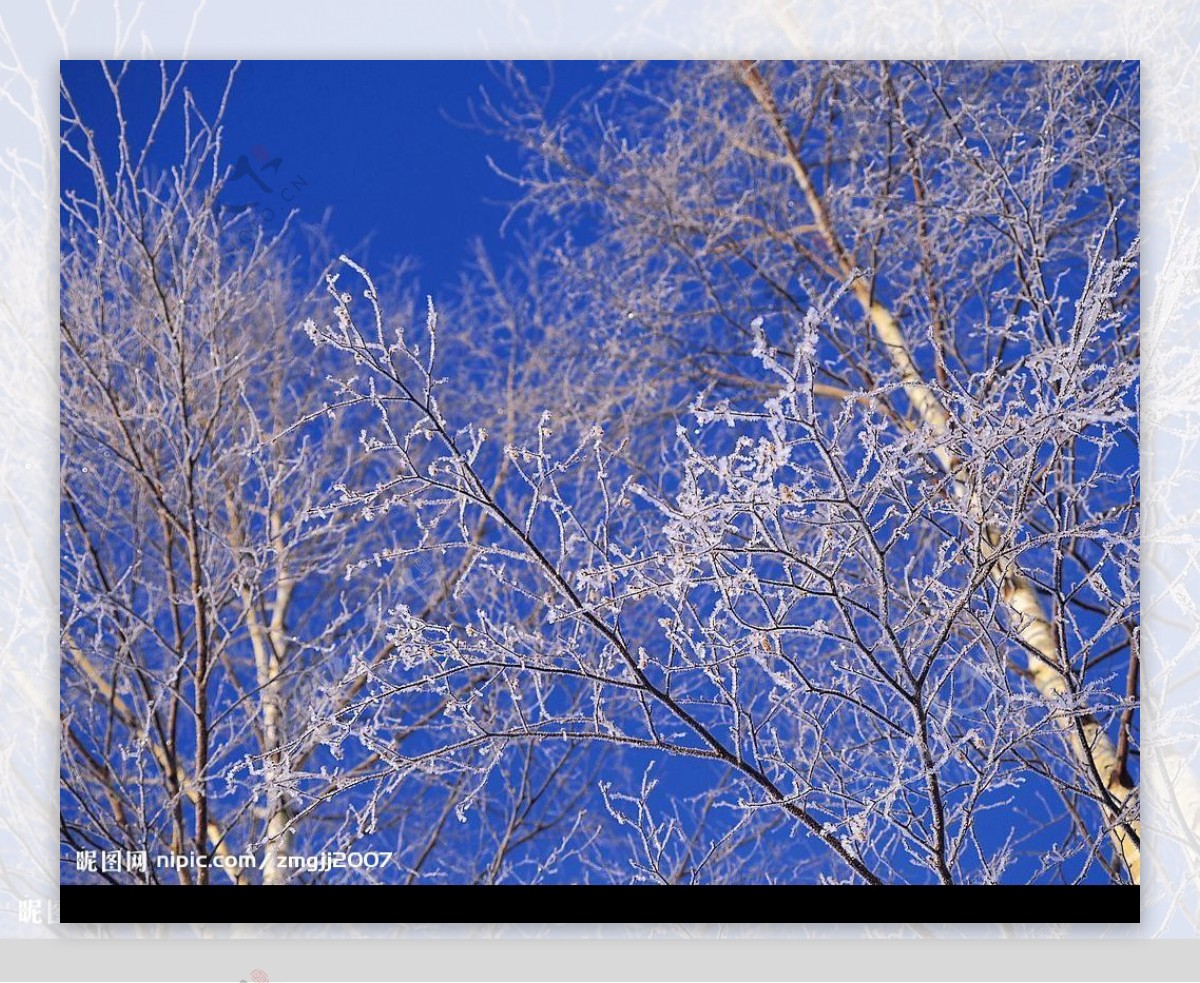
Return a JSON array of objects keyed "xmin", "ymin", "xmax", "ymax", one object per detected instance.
[
  {"xmin": 61, "ymin": 60, "xmax": 609, "ymax": 291},
  {"xmin": 61, "ymin": 59, "xmax": 1136, "ymax": 887}
]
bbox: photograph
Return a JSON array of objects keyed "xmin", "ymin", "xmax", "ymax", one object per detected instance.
[{"xmin": 58, "ymin": 59, "xmax": 1140, "ymax": 923}]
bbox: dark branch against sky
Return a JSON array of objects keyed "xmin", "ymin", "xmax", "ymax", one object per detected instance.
[{"xmin": 59, "ymin": 59, "xmax": 1140, "ymax": 892}]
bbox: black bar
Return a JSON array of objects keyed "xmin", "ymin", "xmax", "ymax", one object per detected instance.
[{"xmin": 60, "ymin": 884, "xmax": 1139, "ymax": 924}]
